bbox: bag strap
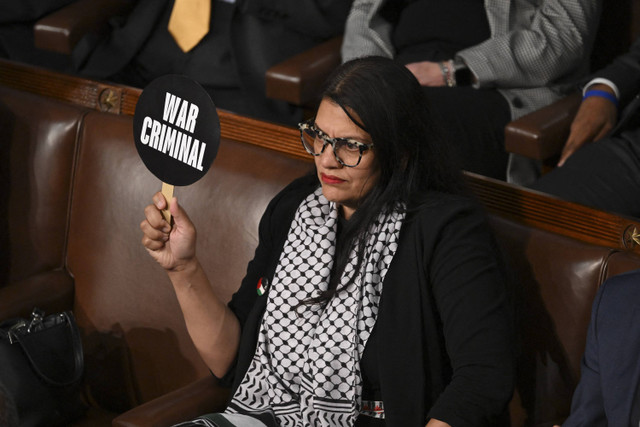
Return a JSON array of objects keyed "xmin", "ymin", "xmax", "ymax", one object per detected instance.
[{"xmin": 15, "ymin": 311, "xmax": 85, "ymax": 386}]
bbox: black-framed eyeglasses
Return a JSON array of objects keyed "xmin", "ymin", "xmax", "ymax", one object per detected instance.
[{"xmin": 297, "ymin": 119, "xmax": 374, "ymax": 167}]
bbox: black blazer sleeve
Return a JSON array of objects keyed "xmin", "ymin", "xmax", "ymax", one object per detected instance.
[
  {"xmin": 425, "ymin": 198, "xmax": 515, "ymax": 426},
  {"xmin": 594, "ymin": 36, "xmax": 640, "ymax": 108}
]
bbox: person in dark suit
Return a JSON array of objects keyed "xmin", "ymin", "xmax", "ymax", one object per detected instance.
[
  {"xmin": 555, "ymin": 269, "xmax": 640, "ymax": 426},
  {"xmin": 531, "ymin": 36, "xmax": 640, "ymax": 218},
  {"xmin": 71, "ymin": 0, "xmax": 352, "ymax": 126},
  {"xmin": 0, "ymin": 0, "xmax": 76, "ymax": 72}
]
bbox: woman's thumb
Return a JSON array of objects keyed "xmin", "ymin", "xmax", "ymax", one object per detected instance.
[{"xmin": 168, "ymin": 196, "xmax": 194, "ymax": 228}]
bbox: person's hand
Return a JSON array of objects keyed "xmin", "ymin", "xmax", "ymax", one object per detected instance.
[
  {"xmin": 405, "ymin": 61, "xmax": 446, "ymax": 86},
  {"xmin": 557, "ymin": 84, "xmax": 618, "ymax": 166},
  {"xmin": 140, "ymin": 192, "xmax": 197, "ymax": 272}
]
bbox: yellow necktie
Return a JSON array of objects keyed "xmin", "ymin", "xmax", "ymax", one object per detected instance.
[{"xmin": 168, "ymin": 0, "xmax": 211, "ymax": 52}]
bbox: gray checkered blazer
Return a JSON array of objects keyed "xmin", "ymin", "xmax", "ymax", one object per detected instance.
[{"xmin": 341, "ymin": 0, "xmax": 602, "ymax": 119}]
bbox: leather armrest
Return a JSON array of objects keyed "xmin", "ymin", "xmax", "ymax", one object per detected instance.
[
  {"xmin": 112, "ymin": 375, "xmax": 230, "ymax": 427},
  {"xmin": 34, "ymin": 0, "xmax": 134, "ymax": 54},
  {"xmin": 265, "ymin": 36, "xmax": 343, "ymax": 107},
  {"xmin": 504, "ymin": 92, "xmax": 582, "ymax": 161},
  {"xmin": 0, "ymin": 270, "xmax": 74, "ymax": 319}
]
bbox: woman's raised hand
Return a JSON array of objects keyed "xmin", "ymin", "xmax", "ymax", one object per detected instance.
[
  {"xmin": 141, "ymin": 194, "xmax": 241, "ymax": 376},
  {"xmin": 140, "ymin": 192, "xmax": 197, "ymax": 271}
]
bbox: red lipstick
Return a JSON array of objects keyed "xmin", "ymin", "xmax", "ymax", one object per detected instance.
[{"xmin": 321, "ymin": 173, "xmax": 345, "ymax": 184}]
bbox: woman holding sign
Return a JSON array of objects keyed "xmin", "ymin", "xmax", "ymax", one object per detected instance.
[{"xmin": 141, "ymin": 56, "xmax": 515, "ymax": 426}]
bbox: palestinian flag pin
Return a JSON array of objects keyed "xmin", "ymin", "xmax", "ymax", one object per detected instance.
[{"xmin": 257, "ymin": 277, "xmax": 269, "ymax": 296}]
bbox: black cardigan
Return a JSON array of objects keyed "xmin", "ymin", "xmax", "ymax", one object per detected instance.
[{"xmin": 221, "ymin": 175, "xmax": 515, "ymax": 426}]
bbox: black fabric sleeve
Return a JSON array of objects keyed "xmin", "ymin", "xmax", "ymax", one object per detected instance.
[
  {"xmin": 426, "ymin": 200, "xmax": 515, "ymax": 426},
  {"xmin": 595, "ymin": 36, "xmax": 640, "ymax": 109}
]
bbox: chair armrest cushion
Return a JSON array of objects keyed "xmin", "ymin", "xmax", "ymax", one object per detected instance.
[
  {"xmin": 505, "ymin": 92, "xmax": 582, "ymax": 161},
  {"xmin": 112, "ymin": 375, "xmax": 230, "ymax": 427},
  {"xmin": 34, "ymin": 0, "xmax": 134, "ymax": 54},
  {"xmin": 0, "ymin": 270, "xmax": 74, "ymax": 319},
  {"xmin": 265, "ymin": 36, "xmax": 343, "ymax": 107}
]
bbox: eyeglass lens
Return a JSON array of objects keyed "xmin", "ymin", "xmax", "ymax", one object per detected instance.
[{"xmin": 301, "ymin": 127, "xmax": 362, "ymax": 167}]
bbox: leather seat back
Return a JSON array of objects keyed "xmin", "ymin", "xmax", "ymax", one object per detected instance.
[
  {"xmin": 65, "ymin": 110, "xmax": 311, "ymax": 407},
  {"xmin": 0, "ymin": 86, "xmax": 84, "ymax": 286},
  {"xmin": 489, "ymin": 216, "xmax": 613, "ymax": 426}
]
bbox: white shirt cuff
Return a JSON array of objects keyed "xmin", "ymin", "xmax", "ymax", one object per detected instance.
[{"xmin": 583, "ymin": 78, "xmax": 620, "ymax": 99}]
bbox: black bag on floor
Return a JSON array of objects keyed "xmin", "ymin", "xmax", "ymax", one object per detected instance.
[{"xmin": 0, "ymin": 308, "xmax": 86, "ymax": 426}]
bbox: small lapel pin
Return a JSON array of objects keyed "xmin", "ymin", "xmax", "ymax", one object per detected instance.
[{"xmin": 257, "ymin": 277, "xmax": 269, "ymax": 296}]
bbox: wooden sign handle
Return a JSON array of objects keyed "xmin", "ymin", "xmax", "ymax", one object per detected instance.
[{"xmin": 161, "ymin": 182, "xmax": 174, "ymax": 223}]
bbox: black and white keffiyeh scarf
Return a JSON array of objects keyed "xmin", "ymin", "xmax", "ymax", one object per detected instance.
[{"xmin": 226, "ymin": 187, "xmax": 405, "ymax": 426}]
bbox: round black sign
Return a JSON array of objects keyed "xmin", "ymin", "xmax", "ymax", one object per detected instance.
[{"xmin": 133, "ymin": 74, "xmax": 220, "ymax": 186}]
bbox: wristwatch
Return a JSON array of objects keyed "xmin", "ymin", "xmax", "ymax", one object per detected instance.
[{"xmin": 452, "ymin": 58, "xmax": 473, "ymax": 87}]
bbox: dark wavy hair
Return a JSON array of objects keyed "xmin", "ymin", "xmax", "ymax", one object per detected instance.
[{"xmin": 306, "ymin": 55, "xmax": 465, "ymax": 306}]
